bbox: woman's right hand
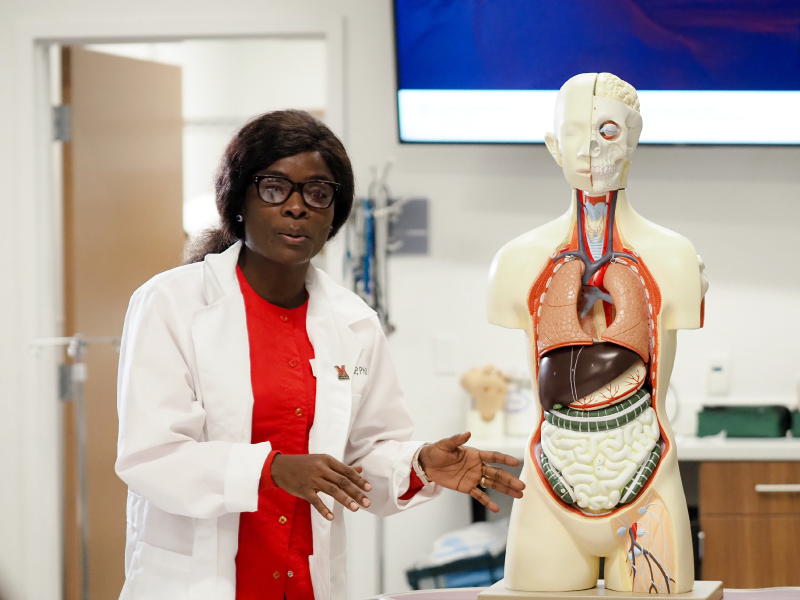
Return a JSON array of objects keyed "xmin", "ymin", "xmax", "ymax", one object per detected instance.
[{"xmin": 270, "ymin": 454, "xmax": 372, "ymax": 521}]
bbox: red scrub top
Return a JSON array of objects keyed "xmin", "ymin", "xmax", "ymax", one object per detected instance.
[
  {"xmin": 236, "ymin": 266, "xmax": 316, "ymax": 600},
  {"xmin": 235, "ymin": 267, "xmax": 424, "ymax": 600}
]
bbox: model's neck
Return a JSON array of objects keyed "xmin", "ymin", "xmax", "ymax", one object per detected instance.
[
  {"xmin": 575, "ymin": 190, "xmax": 612, "ymax": 260},
  {"xmin": 572, "ymin": 188, "xmax": 633, "ymax": 215},
  {"xmin": 578, "ymin": 189, "xmax": 613, "ymax": 206}
]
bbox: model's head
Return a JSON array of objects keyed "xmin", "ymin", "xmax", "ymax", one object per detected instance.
[
  {"xmin": 183, "ymin": 110, "xmax": 354, "ymax": 264},
  {"xmin": 545, "ymin": 73, "xmax": 642, "ymax": 195}
]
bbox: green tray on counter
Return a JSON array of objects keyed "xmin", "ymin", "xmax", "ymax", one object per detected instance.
[
  {"xmin": 697, "ymin": 405, "xmax": 791, "ymax": 438},
  {"xmin": 793, "ymin": 410, "xmax": 800, "ymax": 438}
]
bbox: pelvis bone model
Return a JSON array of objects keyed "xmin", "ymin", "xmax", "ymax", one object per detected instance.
[{"xmin": 487, "ymin": 73, "xmax": 708, "ymax": 594}]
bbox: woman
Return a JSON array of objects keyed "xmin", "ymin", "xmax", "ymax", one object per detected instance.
[{"xmin": 115, "ymin": 110, "xmax": 524, "ymax": 600}]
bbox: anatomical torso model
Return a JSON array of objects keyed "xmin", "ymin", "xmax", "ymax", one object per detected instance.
[{"xmin": 487, "ymin": 73, "xmax": 708, "ymax": 594}]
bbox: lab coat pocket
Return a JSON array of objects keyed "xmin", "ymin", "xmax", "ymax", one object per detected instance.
[
  {"xmin": 124, "ymin": 491, "xmax": 145, "ymax": 576},
  {"xmin": 128, "ymin": 541, "xmax": 191, "ymax": 600},
  {"xmin": 309, "ymin": 553, "xmax": 331, "ymax": 600},
  {"xmin": 330, "ymin": 552, "xmax": 348, "ymax": 600}
]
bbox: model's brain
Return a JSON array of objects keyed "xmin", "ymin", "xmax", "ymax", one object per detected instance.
[
  {"xmin": 596, "ymin": 73, "xmax": 640, "ymax": 113},
  {"xmin": 541, "ymin": 407, "xmax": 659, "ymax": 511}
]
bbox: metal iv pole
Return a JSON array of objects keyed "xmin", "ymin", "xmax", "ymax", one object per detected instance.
[{"xmin": 30, "ymin": 334, "xmax": 121, "ymax": 600}]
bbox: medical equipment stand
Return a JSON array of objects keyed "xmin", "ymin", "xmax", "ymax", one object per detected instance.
[{"xmin": 31, "ymin": 334, "xmax": 121, "ymax": 600}]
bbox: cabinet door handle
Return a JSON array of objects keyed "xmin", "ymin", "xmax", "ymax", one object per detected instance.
[{"xmin": 754, "ymin": 484, "xmax": 800, "ymax": 493}]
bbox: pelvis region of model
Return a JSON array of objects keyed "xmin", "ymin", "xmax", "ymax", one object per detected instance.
[{"xmin": 530, "ymin": 189, "xmax": 664, "ymax": 515}]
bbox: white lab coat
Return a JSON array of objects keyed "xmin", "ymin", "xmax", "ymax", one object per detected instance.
[{"xmin": 116, "ymin": 241, "xmax": 440, "ymax": 600}]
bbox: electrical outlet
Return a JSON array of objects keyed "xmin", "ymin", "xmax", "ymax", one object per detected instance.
[{"xmin": 707, "ymin": 355, "xmax": 729, "ymax": 396}]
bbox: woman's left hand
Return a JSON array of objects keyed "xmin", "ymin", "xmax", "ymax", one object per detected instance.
[{"xmin": 418, "ymin": 432, "xmax": 525, "ymax": 513}]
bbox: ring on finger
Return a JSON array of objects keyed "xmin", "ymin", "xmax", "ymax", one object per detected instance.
[{"xmin": 480, "ymin": 475, "xmax": 487, "ymax": 488}]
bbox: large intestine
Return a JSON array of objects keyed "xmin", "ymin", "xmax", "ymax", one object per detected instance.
[{"xmin": 541, "ymin": 404, "xmax": 660, "ymax": 511}]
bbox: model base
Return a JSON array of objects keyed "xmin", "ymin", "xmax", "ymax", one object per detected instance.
[{"xmin": 478, "ymin": 579, "xmax": 722, "ymax": 600}]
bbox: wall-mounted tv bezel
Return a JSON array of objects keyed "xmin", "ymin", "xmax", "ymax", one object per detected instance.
[{"xmin": 392, "ymin": 0, "xmax": 800, "ymax": 146}]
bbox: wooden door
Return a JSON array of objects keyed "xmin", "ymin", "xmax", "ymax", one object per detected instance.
[{"xmin": 61, "ymin": 46, "xmax": 185, "ymax": 600}]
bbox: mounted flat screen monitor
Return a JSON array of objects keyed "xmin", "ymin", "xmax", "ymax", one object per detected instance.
[{"xmin": 394, "ymin": 1, "xmax": 800, "ymax": 145}]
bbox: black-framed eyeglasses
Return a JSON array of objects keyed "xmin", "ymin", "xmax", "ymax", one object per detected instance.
[{"xmin": 253, "ymin": 175, "xmax": 339, "ymax": 209}]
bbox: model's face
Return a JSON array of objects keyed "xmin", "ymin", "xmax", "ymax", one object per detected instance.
[
  {"xmin": 546, "ymin": 76, "xmax": 642, "ymax": 194},
  {"xmin": 551, "ymin": 75, "xmax": 596, "ymax": 192},
  {"xmin": 241, "ymin": 151, "xmax": 336, "ymax": 268}
]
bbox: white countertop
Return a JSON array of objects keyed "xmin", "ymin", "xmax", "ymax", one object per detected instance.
[
  {"xmin": 674, "ymin": 434, "xmax": 800, "ymax": 461},
  {"xmin": 473, "ymin": 435, "xmax": 800, "ymax": 462}
]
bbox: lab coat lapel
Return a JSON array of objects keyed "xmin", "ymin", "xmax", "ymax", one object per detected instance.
[
  {"xmin": 304, "ymin": 266, "xmax": 362, "ymax": 600},
  {"xmin": 192, "ymin": 243, "xmax": 254, "ymax": 443},
  {"xmin": 305, "ymin": 265, "xmax": 361, "ymax": 460}
]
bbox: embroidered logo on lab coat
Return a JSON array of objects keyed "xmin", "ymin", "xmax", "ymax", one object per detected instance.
[{"xmin": 335, "ymin": 365, "xmax": 350, "ymax": 380}]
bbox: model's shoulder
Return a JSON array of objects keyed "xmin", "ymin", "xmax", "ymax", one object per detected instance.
[
  {"xmin": 631, "ymin": 213, "xmax": 696, "ymax": 251},
  {"xmin": 623, "ymin": 213, "xmax": 699, "ymax": 272},
  {"xmin": 487, "ymin": 217, "xmax": 570, "ymax": 329},
  {"xmin": 500, "ymin": 217, "xmax": 571, "ymax": 255},
  {"xmin": 490, "ymin": 215, "xmax": 571, "ymax": 286}
]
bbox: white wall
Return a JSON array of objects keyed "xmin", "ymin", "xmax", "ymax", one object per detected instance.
[
  {"xmin": 2, "ymin": 1, "xmax": 800, "ymax": 599},
  {"xmin": 88, "ymin": 39, "xmax": 327, "ymax": 235},
  {"xmin": 179, "ymin": 37, "xmax": 326, "ymax": 235}
]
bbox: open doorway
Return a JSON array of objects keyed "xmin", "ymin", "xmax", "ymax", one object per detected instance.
[
  {"xmin": 86, "ymin": 39, "xmax": 328, "ymax": 237},
  {"xmin": 55, "ymin": 37, "xmax": 330, "ymax": 600}
]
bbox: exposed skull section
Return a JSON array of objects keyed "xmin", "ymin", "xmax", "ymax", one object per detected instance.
[
  {"xmin": 588, "ymin": 95, "xmax": 642, "ymax": 193},
  {"xmin": 541, "ymin": 407, "xmax": 659, "ymax": 511},
  {"xmin": 595, "ymin": 72, "xmax": 640, "ymax": 112}
]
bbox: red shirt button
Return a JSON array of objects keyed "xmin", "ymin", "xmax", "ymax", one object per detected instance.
[
  {"xmin": 289, "ymin": 359, "xmax": 297, "ymax": 368},
  {"xmin": 295, "ymin": 408, "xmax": 303, "ymax": 417},
  {"xmin": 280, "ymin": 315, "xmax": 289, "ymax": 322}
]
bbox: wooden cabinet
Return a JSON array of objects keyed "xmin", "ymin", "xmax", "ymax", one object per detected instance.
[{"xmin": 699, "ymin": 462, "xmax": 800, "ymax": 587}]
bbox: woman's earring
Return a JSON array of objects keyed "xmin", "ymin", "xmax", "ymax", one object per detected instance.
[
  {"xmin": 329, "ymin": 226, "xmax": 333, "ymax": 232},
  {"xmin": 236, "ymin": 215, "xmax": 243, "ymax": 223}
]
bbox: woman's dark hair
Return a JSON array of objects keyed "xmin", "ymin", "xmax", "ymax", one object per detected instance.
[{"xmin": 183, "ymin": 110, "xmax": 354, "ymax": 264}]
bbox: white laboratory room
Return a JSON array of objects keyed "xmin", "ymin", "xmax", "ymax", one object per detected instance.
[{"xmin": 1, "ymin": 2, "xmax": 799, "ymax": 600}]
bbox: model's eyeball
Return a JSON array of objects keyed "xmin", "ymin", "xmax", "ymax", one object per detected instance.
[{"xmin": 599, "ymin": 121, "xmax": 620, "ymax": 140}]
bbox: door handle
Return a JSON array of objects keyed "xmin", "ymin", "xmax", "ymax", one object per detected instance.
[{"xmin": 755, "ymin": 484, "xmax": 800, "ymax": 493}]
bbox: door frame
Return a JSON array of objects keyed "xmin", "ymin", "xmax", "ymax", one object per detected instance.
[{"xmin": 12, "ymin": 15, "xmax": 345, "ymax": 599}]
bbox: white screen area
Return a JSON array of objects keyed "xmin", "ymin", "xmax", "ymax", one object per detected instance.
[{"xmin": 398, "ymin": 89, "xmax": 800, "ymax": 145}]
